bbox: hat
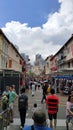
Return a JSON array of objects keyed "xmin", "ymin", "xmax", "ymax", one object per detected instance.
[{"xmin": 32, "ymin": 109, "xmax": 46, "ymax": 124}]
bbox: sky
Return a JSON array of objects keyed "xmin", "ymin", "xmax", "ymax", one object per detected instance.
[{"xmin": 0, "ymin": 0, "xmax": 73, "ymax": 64}]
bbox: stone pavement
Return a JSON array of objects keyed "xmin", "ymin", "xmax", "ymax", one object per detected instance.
[
  {"xmin": 5, "ymin": 89, "xmax": 68, "ymax": 130},
  {"xmin": 6, "ymin": 118, "xmax": 67, "ymax": 130},
  {"xmin": 57, "ymin": 93, "xmax": 68, "ymax": 106}
]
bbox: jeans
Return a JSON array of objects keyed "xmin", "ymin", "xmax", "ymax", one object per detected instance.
[{"xmin": 19, "ymin": 109, "xmax": 26, "ymax": 127}]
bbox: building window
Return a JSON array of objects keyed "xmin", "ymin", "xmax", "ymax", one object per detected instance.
[
  {"xmin": 8, "ymin": 60, "xmax": 12, "ymax": 68},
  {"xmin": 71, "ymin": 44, "xmax": 73, "ymax": 56},
  {"xmin": 20, "ymin": 60, "xmax": 22, "ymax": 64},
  {"xmin": 67, "ymin": 46, "xmax": 70, "ymax": 54},
  {"xmin": 47, "ymin": 62, "xmax": 49, "ymax": 68},
  {"xmin": 72, "ymin": 60, "xmax": 73, "ymax": 67},
  {"xmin": 68, "ymin": 62, "xmax": 70, "ymax": 68}
]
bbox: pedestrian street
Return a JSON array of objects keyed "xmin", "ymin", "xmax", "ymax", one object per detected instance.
[{"xmin": 7, "ymin": 88, "xmax": 68, "ymax": 130}]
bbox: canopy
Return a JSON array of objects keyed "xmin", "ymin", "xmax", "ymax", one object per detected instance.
[{"xmin": 54, "ymin": 75, "xmax": 73, "ymax": 80}]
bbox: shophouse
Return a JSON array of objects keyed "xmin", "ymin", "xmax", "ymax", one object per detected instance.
[
  {"xmin": 44, "ymin": 55, "xmax": 53, "ymax": 79},
  {"xmin": 0, "ymin": 29, "xmax": 25, "ymax": 94},
  {"xmin": 50, "ymin": 34, "xmax": 73, "ymax": 76},
  {"xmin": 49, "ymin": 34, "xmax": 73, "ymax": 93}
]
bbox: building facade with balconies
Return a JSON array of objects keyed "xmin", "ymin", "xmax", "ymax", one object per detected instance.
[
  {"xmin": 0, "ymin": 29, "xmax": 24, "ymax": 94},
  {"xmin": 45, "ymin": 55, "xmax": 53, "ymax": 75},
  {"xmin": 50, "ymin": 34, "xmax": 73, "ymax": 76}
]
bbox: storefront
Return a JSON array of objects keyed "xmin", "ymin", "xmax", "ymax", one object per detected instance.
[{"xmin": 0, "ymin": 69, "xmax": 21, "ymax": 94}]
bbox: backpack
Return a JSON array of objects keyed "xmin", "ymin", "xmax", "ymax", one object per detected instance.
[
  {"xmin": 47, "ymin": 86, "xmax": 51, "ymax": 93},
  {"xmin": 18, "ymin": 94, "xmax": 27, "ymax": 110}
]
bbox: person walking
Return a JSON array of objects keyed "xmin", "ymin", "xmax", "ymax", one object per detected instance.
[
  {"xmin": 66, "ymin": 95, "xmax": 73, "ymax": 129},
  {"xmin": 32, "ymin": 103, "xmax": 38, "ymax": 114},
  {"xmin": 2, "ymin": 86, "xmax": 10, "ymax": 110},
  {"xmin": 9, "ymin": 86, "xmax": 17, "ymax": 123},
  {"xmin": 23, "ymin": 109, "xmax": 52, "ymax": 130},
  {"xmin": 31, "ymin": 82, "xmax": 35, "ymax": 96},
  {"xmin": 46, "ymin": 88, "xmax": 59, "ymax": 130},
  {"xmin": 41, "ymin": 82, "xmax": 48, "ymax": 103},
  {"xmin": 2, "ymin": 86, "xmax": 10, "ymax": 101},
  {"xmin": 2, "ymin": 86, "xmax": 10, "ymax": 125},
  {"xmin": 18, "ymin": 87, "xmax": 28, "ymax": 129}
]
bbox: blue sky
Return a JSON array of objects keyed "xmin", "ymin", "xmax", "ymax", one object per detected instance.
[
  {"xmin": 1, "ymin": 0, "xmax": 73, "ymax": 63},
  {"xmin": 0, "ymin": 0, "xmax": 60, "ymax": 27}
]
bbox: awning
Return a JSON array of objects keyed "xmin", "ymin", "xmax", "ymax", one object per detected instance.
[{"xmin": 54, "ymin": 75, "xmax": 73, "ymax": 80}]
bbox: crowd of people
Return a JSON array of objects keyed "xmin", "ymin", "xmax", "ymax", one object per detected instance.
[
  {"xmin": 18, "ymin": 80, "xmax": 59, "ymax": 130},
  {"xmin": 0, "ymin": 78, "xmax": 73, "ymax": 130},
  {"xmin": 21, "ymin": 79, "xmax": 73, "ymax": 130}
]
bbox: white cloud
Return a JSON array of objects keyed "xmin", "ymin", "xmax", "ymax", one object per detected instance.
[{"xmin": 2, "ymin": 0, "xmax": 73, "ymax": 64}]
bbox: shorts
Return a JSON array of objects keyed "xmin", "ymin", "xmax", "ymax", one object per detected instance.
[
  {"xmin": 9, "ymin": 102, "xmax": 14, "ymax": 110},
  {"xmin": 48, "ymin": 113, "xmax": 57, "ymax": 120}
]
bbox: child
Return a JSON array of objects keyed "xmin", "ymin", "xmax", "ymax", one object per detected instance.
[{"xmin": 32, "ymin": 103, "xmax": 38, "ymax": 113}]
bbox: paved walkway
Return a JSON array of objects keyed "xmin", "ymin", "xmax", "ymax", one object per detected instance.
[
  {"xmin": 5, "ymin": 89, "xmax": 68, "ymax": 130},
  {"xmin": 6, "ymin": 118, "xmax": 66, "ymax": 130},
  {"xmin": 9, "ymin": 118, "xmax": 66, "ymax": 126}
]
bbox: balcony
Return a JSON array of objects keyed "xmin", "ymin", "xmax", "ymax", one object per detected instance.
[{"xmin": 58, "ymin": 55, "xmax": 66, "ymax": 65}]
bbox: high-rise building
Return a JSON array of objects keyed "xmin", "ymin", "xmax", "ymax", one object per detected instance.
[{"xmin": 34, "ymin": 54, "xmax": 44, "ymax": 66}]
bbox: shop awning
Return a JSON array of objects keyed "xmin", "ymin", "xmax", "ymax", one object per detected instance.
[{"xmin": 55, "ymin": 75, "xmax": 73, "ymax": 80}]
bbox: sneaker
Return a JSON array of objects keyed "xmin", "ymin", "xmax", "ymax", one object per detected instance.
[
  {"xmin": 20, "ymin": 125, "xmax": 24, "ymax": 129},
  {"xmin": 20, "ymin": 126, "xmax": 23, "ymax": 129}
]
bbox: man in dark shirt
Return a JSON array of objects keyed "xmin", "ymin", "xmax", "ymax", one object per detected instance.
[
  {"xmin": 18, "ymin": 88, "xmax": 28, "ymax": 129},
  {"xmin": 41, "ymin": 82, "xmax": 48, "ymax": 103}
]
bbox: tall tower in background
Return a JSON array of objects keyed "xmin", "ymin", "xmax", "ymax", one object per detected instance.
[
  {"xmin": 33, "ymin": 54, "xmax": 45, "ymax": 75},
  {"xmin": 34, "ymin": 54, "xmax": 44, "ymax": 66}
]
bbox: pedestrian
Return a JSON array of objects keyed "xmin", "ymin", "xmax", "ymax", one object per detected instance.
[
  {"xmin": 9, "ymin": 86, "xmax": 17, "ymax": 123},
  {"xmin": 23, "ymin": 109, "xmax": 52, "ymax": 130},
  {"xmin": 41, "ymin": 82, "xmax": 48, "ymax": 103},
  {"xmin": 47, "ymin": 84, "xmax": 51, "ymax": 94},
  {"xmin": 2, "ymin": 86, "xmax": 10, "ymax": 125},
  {"xmin": 2, "ymin": 86, "xmax": 10, "ymax": 101},
  {"xmin": 46, "ymin": 88, "xmax": 59, "ymax": 129},
  {"xmin": 2, "ymin": 93, "xmax": 9, "ymax": 110},
  {"xmin": 31, "ymin": 82, "xmax": 35, "ymax": 96},
  {"xmin": 66, "ymin": 95, "xmax": 73, "ymax": 128},
  {"xmin": 32, "ymin": 103, "xmax": 38, "ymax": 114},
  {"xmin": 12, "ymin": 84, "xmax": 16, "ymax": 92},
  {"xmin": 2, "ymin": 86, "xmax": 10, "ymax": 109},
  {"xmin": 18, "ymin": 87, "xmax": 28, "ymax": 129}
]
